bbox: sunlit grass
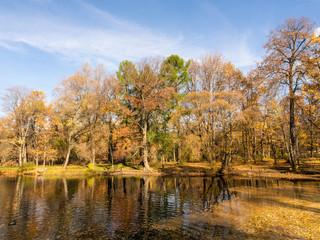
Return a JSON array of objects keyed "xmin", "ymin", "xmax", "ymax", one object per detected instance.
[
  {"xmin": 1, "ymin": 158, "xmax": 320, "ymax": 178},
  {"xmin": 0, "ymin": 163, "xmax": 148, "ymax": 176}
]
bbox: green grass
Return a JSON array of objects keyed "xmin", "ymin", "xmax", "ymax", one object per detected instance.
[
  {"xmin": 0, "ymin": 166, "xmax": 20, "ymax": 175},
  {"xmin": 0, "ymin": 163, "xmax": 147, "ymax": 176},
  {"xmin": 0, "ymin": 166, "xmax": 20, "ymax": 169}
]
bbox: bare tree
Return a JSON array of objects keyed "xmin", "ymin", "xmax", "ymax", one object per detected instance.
[{"xmin": 260, "ymin": 17, "xmax": 315, "ymax": 171}]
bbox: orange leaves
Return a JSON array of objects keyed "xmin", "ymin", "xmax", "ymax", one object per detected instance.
[
  {"xmin": 117, "ymin": 59, "xmax": 175, "ymax": 121},
  {"xmin": 181, "ymin": 91, "xmax": 212, "ymax": 120},
  {"xmin": 182, "ymin": 91, "xmax": 244, "ymax": 118},
  {"xmin": 112, "ymin": 124, "xmax": 139, "ymax": 161}
]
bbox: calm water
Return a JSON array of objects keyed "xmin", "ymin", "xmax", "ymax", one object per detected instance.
[{"xmin": 0, "ymin": 176, "xmax": 319, "ymax": 239}]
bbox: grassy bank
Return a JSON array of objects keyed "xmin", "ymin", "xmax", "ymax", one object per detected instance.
[
  {"xmin": 1, "ymin": 158, "xmax": 320, "ymax": 179},
  {"xmin": 0, "ymin": 162, "xmax": 213, "ymax": 177},
  {"xmin": 0, "ymin": 163, "xmax": 145, "ymax": 177}
]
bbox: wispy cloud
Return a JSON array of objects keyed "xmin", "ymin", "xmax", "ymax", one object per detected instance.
[
  {"xmin": 0, "ymin": 1, "xmax": 193, "ymax": 70},
  {"xmin": 222, "ymin": 30, "xmax": 261, "ymax": 68},
  {"xmin": 0, "ymin": 0, "xmax": 258, "ymax": 71},
  {"xmin": 195, "ymin": 0, "xmax": 260, "ymax": 69}
]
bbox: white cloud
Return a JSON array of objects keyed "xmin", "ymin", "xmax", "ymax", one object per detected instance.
[
  {"xmin": 192, "ymin": 1, "xmax": 260, "ymax": 70},
  {"xmin": 0, "ymin": 0, "xmax": 257, "ymax": 72},
  {"xmin": 223, "ymin": 31, "xmax": 260, "ymax": 68},
  {"xmin": 0, "ymin": 2, "xmax": 195, "ymax": 71}
]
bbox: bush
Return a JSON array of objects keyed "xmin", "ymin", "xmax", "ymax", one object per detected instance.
[
  {"xmin": 19, "ymin": 162, "xmax": 35, "ymax": 172},
  {"xmin": 210, "ymin": 162, "xmax": 219, "ymax": 173},
  {"xmin": 87, "ymin": 163, "xmax": 95, "ymax": 170}
]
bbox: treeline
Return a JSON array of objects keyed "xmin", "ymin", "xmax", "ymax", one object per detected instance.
[{"xmin": 1, "ymin": 17, "xmax": 319, "ymax": 172}]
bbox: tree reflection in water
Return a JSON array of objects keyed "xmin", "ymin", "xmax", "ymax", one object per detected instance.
[{"xmin": 0, "ymin": 176, "xmax": 319, "ymax": 239}]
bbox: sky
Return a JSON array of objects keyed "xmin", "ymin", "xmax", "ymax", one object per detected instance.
[{"xmin": 0, "ymin": 0, "xmax": 319, "ymax": 107}]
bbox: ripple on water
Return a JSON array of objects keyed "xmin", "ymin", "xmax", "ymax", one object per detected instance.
[{"xmin": 0, "ymin": 176, "xmax": 320, "ymax": 239}]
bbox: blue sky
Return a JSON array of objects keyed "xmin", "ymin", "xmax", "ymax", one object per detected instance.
[{"xmin": 0, "ymin": 0, "xmax": 319, "ymax": 106}]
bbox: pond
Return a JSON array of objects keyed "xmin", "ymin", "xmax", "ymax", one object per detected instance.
[{"xmin": 0, "ymin": 176, "xmax": 319, "ymax": 239}]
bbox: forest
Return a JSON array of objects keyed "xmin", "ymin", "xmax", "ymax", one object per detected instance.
[{"xmin": 0, "ymin": 17, "xmax": 319, "ymax": 173}]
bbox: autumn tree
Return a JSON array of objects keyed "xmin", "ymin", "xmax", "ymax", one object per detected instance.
[
  {"xmin": 214, "ymin": 92, "xmax": 244, "ymax": 172},
  {"xmin": 260, "ymin": 17, "xmax": 315, "ymax": 171},
  {"xmin": 0, "ymin": 117, "xmax": 15, "ymax": 164},
  {"xmin": 79, "ymin": 64, "xmax": 113, "ymax": 167},
  {"xmin": 180, "ymin": 91, "xmax": 212, "ymax": 162},
  {"xmin": 188, "ymin": 54, "xmax": 225, "ymax": 93},
  {"xmin": 186, "ymin": 54, "xmax": 225, "ymax": 164},
  {"xmin": 184, "ymin": 54, "xmax": 244, "ymax": 170},
  {"xmin": 305, "ymin": 28, "xmax": 320, "ymax": 89},
  {"xmin": 160, "ymin": 54, "xmax": 190, "ymax": 163},
  {"xmin": 99, "ymin": 73, "xmax": 119, "ymax": 166},
  {"xmin": 54, "ymin": 64, "xmax": 102, "ymax": 168},
  {"xmin": 2, "ymin": 87, "xmax": 30, "ymax": 166},
  {"xmin": 117, "ymin": 58, "xmax": 174, "ymax": 171},
  {"xmin": 27, "ymin": 90, "xmax": 49, "ymax": 166},
  {"xmin": 1, "ymin": 87, "xmax": 48, "ymax": 166},
  {"xmin": 36, "ymin": 104, "xmax": 58, "ymax": 167},
  {"xmin": 302, "ymin": 30, "xmax": 320, "ymax": 156},
  {"xmin": 238, "ymin": 69, "xmax": 266, "ymax": 162}
]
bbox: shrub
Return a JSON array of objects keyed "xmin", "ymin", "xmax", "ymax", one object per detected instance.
[
  {"xmin": 87, "ymin": 163, "xmax": 95, "ymax": 170},
  {"xmin": 19, "ymin": 162, "xmax": 35, "ymax": 172},
  {"xmin": 210, "ymin": 162, "xmax": 219, "ymax": 173}
]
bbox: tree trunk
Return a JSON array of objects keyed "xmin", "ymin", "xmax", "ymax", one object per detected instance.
[
  {"xmin": 260, "ymin": 138, "xmax": 264, "ymax": 162},
  {"xmin": 281, "ymin": 122, "xmax": 292, "ymax": 164},
  {"xmin": 220, "ymin": 152, "xmax": 229, "ymax": 173},
  {"xmin": 63, "ymin": 135, "xmax": 72, "ymax": 169},
  {"xmin": 36, "ymin": 152, "xmax": 39, "ymax": 166},
  {"xmin": 22, "ymin": 142, "xmax": 27, "ymax": 164},
  {"xmin": 242, "ymin": 130, "xmax": 246, "ymax": 162},
  {"xmin": 270, "ymin": 138, "xmax": 277, "ymax": 165},
  {"xmin": 219, "ymin": 132, "xmax": 229, "ymax": 173},
  {"xmin": 296, "ymin": 137, "xmax": 300, "ymax": 166},
  {"xmin": 91, "ymin": 137, "xmax": 96, "ymax": 167},
  {"xmin": 289, "ymin": 94, "xmax": 297, "ymax": 171},
  {"xmin": 63, "ymin": 145, "xmax": 71, "ymax": 169},
  {"xmin": 108, "ymin": 118, "xmax": 114, "ymax": 168},
  {"xmin": 161, "ymin": 155, "xmax": 164, "ymax": 169},
  {"xmin": 90, "ymin": 124, "xmax": 96, "ymax": 167},
  {"xmin": 177, "ymin": 142, "xmax": 181, "ymax": 164},
  {"xmin": 310, "ymin": 125, "xmax": 314, "ymax": 158},
  {"xmin": 18, "ymin": 146, "xmax": 22, "ymax": 167},
  {"xmin": 246, "ymin": 130, "xmax": 250, "ymax": 162},
  {"xmin": 43, "ymin": 146, "xmax": 46, "ymax": 167},
  {"xmin": 253, "ymin": 127, "xmax": 256, "ymax": 163},
  {"xmin": 177, "ymin": 121, "xmax": 181, "ymax": 164},
  {"xmin": 109, "ymin": 144, "xmax": 114, "ymax": 169},
  {"xmin": 142, "ymin": 116, "xmax": 151, "ymax": 171}
]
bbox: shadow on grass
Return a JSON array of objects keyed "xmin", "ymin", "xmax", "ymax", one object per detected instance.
[
  {"xmin": 158, "ymin": 164, "xmax": 212, "ymax": 176},
  {"xmin": 270, "ymin": 162, "xmax": 320, "ymax": 175},
  {"xmin": 96, "ymin": 163, "xmax": 142, "ymax": 171}
]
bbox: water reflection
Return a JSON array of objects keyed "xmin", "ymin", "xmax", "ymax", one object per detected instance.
[{"xmin": 0, "ymin": 176, "xmax": 319, "ymax": 239}]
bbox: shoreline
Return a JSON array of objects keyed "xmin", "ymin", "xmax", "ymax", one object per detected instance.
[{"xmin": 1, "ymin": 160, "xmax": 320, "ymax": 180}]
